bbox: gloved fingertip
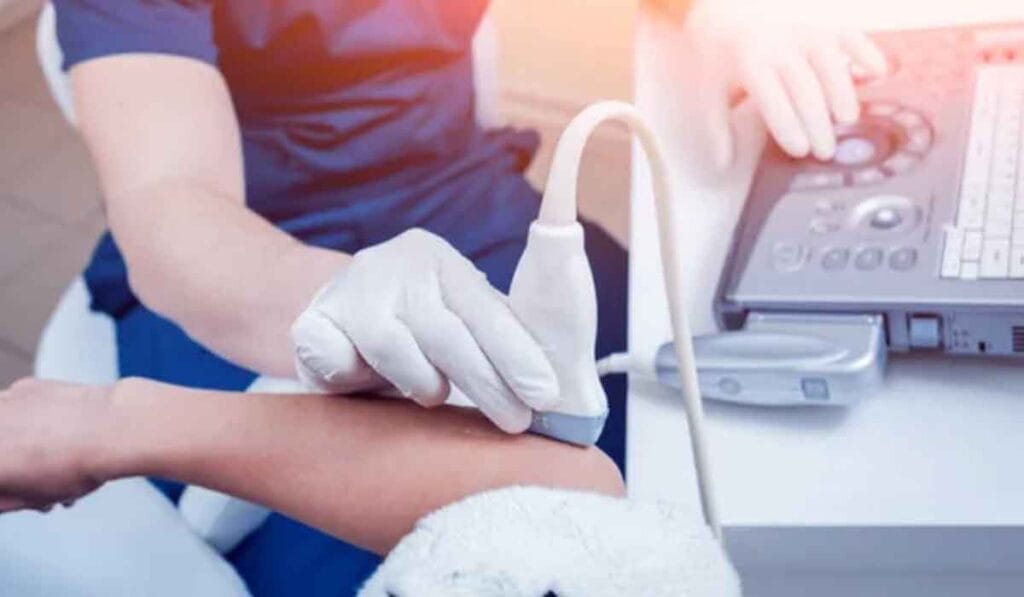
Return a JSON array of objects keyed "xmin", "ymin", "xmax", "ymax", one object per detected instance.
[
  {"xmin": 783, "ymin": 135, "xmax": 811, "ymax": 159},
  {"xmin": 293, "ymin": 347, "xmax": 329, "ymax": 380},
  {"xmin": 288, "ymin": 308, "xmax": 325, "ymax": 343},
  {"xmin": 495, "ymin": 409, "xmax": 533, "ymax": 435},
  {"xmin": 813, "ymin": 139, "xmax": 836, "ymax": 162},
  {"xmin": 410, "ymin": 380, "xmax": 450, "ymax": 409},
  {"xmin": 868, "ymin": 55, "xmax": 889, "ymax": 77},
  {"xmin": 836, "ymin": 100, "xmax": 860, "ymax": 126},
  {"xmin": 481, "ymin": 394, "xmax": 534, "ymax": 434}
]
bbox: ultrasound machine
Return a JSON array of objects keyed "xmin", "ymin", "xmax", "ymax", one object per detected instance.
[{"xmin": 658, "ymin": 23, "xmax": 1024, "ymax": 407}]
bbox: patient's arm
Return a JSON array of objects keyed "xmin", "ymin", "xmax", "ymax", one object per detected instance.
[{"xmin": 0, "ymin": 378, "xmax": 623, "ymax": 555}]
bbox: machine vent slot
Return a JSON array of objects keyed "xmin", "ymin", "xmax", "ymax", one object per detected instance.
[{"xmin": 1013, "ymin": 326, "xmax": 1024, "ymax": 353}]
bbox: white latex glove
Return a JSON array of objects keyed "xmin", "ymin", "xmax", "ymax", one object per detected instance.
[
  {"xmin": 687, "ymin": 3, "xmax": 888, "ymax": 166},
  {"xmin": 290, "ymin": 229, "xmax": 559, "ymax": 433}
]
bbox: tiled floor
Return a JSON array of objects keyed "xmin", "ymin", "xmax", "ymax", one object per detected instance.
[
  {"xmin": 0, "ymin": 13, "xmax": 103, "ymax": 386},
  {"xmin": 0, "ymin": 8, "xmax": 630, "ymax": 387}
]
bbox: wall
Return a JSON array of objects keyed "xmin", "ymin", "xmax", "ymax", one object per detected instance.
[
  {"xmin": 0, "ymin": 0, "xmax": 39, "ymax": 33},
  {"xmin": 492, "ymin": 0, "xmax": 637, "ymax": 244}
]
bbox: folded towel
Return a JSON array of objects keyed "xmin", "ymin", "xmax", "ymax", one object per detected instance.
[{"xmin": 359, "ymin": 486, "xmax": 740, "ymax": 597}]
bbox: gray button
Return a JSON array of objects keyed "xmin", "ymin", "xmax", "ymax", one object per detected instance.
[
  {"xmin": 772, "ymin": 242, "xmax": 806, "ymax": 272},
  {"xmin": 801, "ymin": 378, "xmax": 831, "ymax": 401},
  {"xmin": 889, "ymin": 247, "xmax": 918, "ymax": 271},
  {"xmin": 852, "ymin": 167, "xmax": 887, "ymax": 186},
  {"xmin": 870, "ymin": 207, "xmax": 903, "ymax": 230},
  {"xmin": 821, "ymin": 247, "xmax": 850, "ymax": 270},
  {"xmin": 883, "ymin": 151, "xmax": 919, "ymax": 174},
  {"xmin": 718, "ymin": 377, "xmax": 742, "ymax": 396},
  {"xmin": 855, "ymin": 247, "xmax": 885, "ymax": 270},
  {"xmin": 809, "ymin": 218, "xmax": 840, "ymax": 235},
  {"xmin": 790, "ymin": 172, "xmax": 845, "ymax": 191},
  {"xmin": 908, "ymin": 315, "xmax": 941, "ymax": 349},
  {"xmin": 815, "ymin": 199, "xmax": 844, "ymax": 215},
  {"xmin": 834, "ymin": 136, "xmax": 877, "ymax": 165}
]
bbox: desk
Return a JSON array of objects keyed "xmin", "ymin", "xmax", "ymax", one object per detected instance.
[{"xmin": 627, "ymin": 3, "xmax": 1024, "ymax": 595}]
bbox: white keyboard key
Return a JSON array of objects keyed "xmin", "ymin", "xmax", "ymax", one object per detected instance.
[
  {"xmin": 967, "ymin": 80, "xmax": 996, "ymax": 165},
  {"xmin": 988, "ymin": 195, "xmax": 1014, "ymax": 213},
  {"xmin": 961, "ymin": 176, "xmax": 988, "ymax": 197},
  {"xmin": 980, "ymin": 239, "xmax": 1011, "ymax": 278},
  {"xmin": 1012, "ymin": 246, "xmax": 1024, "ymax": 279},
  {"xmin": 950, "ymin": 65, "xmax": 1024, "ymax": 280},
  {"xmin": 941, "ymin": 228, "xmax": 964, "ymax": 278},
  {"xmin": 987, "ymin": 218, "xmax": 1012, "ymax": 239},
  {"xmin": 1018, "ymin": 130, "xmax": 1024, "ymax": 195},
  {"xmin": 958, "ymin": 195, "xmax": 987, "ymax": 229},
  {"xmin": 963, "ymin": 230, "xmax": 984, "ymax": 261},
  {"xmin": 989, "ymin": 179, "xmax": 1016, "ymax": 201}
]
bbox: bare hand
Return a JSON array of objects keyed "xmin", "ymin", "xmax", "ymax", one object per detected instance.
[{"xmin": 0, "ymin": 378, "xmax": 115, "ymax": 513}]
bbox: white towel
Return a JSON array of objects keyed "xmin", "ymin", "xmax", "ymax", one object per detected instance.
[{"xmin": 359, "ymin": 486, "xmax": 740, "ymax": 597}]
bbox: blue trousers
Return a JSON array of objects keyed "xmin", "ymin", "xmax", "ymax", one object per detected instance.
[{"xmin": 110, "ymin": 199, "xmax": 628, "ymax": 595}]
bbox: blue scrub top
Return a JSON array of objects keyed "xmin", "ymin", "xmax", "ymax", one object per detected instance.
[{"xmin": 55, "ymin": 0, "xmax": 541, "ymax": 317}]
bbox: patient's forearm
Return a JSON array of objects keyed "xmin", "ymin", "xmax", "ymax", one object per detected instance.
[{"xmin": 103, "ymin": 378, "xmax": 624, "ymax": 554}]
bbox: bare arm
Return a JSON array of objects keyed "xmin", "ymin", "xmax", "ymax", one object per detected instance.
[
  {"xmin": 71, "ymin": 55, "xmax": 347, "ymax": 377},
  {"xmin": 0, "ymin": 378, "xmax": 624, "ymax": 555}
]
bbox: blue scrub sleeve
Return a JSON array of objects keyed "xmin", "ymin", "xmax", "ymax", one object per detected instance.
[{"xmin": 53, "ymin": 0, "xmax": 218, "ymax": 71}]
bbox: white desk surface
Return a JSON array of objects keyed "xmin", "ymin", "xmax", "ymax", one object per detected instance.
[{"xmin": 626, "ymin": 0, "xmax": 1024, "ymax": 575}]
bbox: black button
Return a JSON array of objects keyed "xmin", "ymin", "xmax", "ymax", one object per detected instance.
[
  {"xmin": 889, "ymin": 247, "xmax": 918, "ymax": 271},
  {"xmin": 855, "ymin": 247, "xmax": 885, "ymax": 270},
  {"xmin": 822, "ymin": 248, "xmax": 850, "ymax": 271},
  {"xmin": 870, "ymin": 207, "xmax": 902, "ymax": 230}
]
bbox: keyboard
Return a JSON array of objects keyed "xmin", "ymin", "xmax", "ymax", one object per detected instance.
[{"xmin": 942, "ymin": 65, "xmax": 1024, "ymax": 280}]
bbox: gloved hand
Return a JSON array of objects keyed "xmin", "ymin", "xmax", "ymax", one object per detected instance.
[
  {"xmin": 686, "ymin": 2, "xmax": 888, "ymax": 166},
  {"xmin": 290, "ymin": 229, "xmax": 559, "ymax": 433}
]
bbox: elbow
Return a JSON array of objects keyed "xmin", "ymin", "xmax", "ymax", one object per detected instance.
[
  {"xmin": 120, "ymin": 244, "xmax": 214, "ymax": 343},
  {"xmin": 121, "ymin": 252, "xmax": 184, "ymax": 324},
  {"xmin": 104, "ymin": 206, "xmax": 170, "ymax": 317},
  {"xmin": 103, "ymin": 188, "xmax": 198, "ymax": 325}
]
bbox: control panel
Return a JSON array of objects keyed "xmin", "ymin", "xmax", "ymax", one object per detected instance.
[{"xmin": 715, "ymin": 22, "xmax": 1024, "ymax": 358}]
